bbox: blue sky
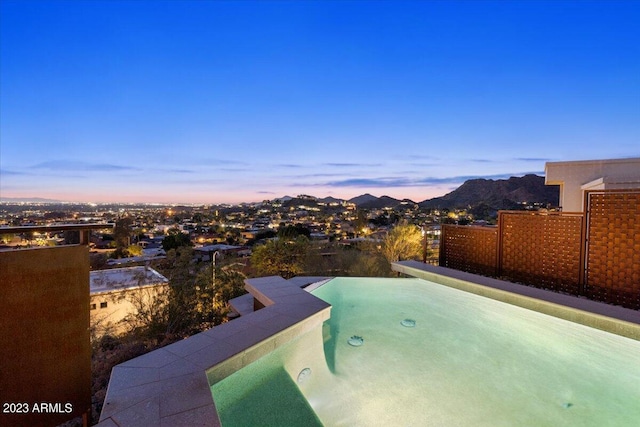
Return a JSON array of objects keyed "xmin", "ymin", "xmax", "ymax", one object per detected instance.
[{"xmin": 1, "ymin": 0, "xmax": 638, "ymax": 204}]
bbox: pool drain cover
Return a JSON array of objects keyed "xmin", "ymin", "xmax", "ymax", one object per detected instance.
[
  {"xmin": 401, "ymin": 318, "xmax": 416, "ymax": 327},
  {"xmin": 348, "ymin": 335, "xmax": 364, "ymax": 346}
]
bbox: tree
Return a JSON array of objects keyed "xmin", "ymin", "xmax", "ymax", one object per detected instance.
[
  {"xmin": 354, "ymin": 209, "xmax": 369, "ymax": 234},
  {"xmin": 303, "ymin": 243, "xmax": 345, "ymax": 276},
  {"xmin": 250, "ymin": 236, "xmax": 309, "ymax": 279},
  {"xmin": 381, "ymin": 221, "xmax": 423, "ymax": 263},
  {"xmin": 470, "ymin": 202, "xmax": 496, "ymax": 221},
  {"xmin": 127, "ymin": 245, "xmax": 143, "ymax": 257},
  {"xmin": 153, "ymin": 247, "xmax": 248, "ymax": 334},
  {"xmin": 212, "ymin": 264, "xmax": 246, "ymax": 320},
  {"xmin": 304, "ymin": 243, "xmax": 392, "ymax": 277},
  {"xmin": 112, "ymin": 217, "xmax": 133, "ymax": 258},
  {"xmin": 194, "ymin": 263, "xmax": 247, "ymax": 326},
  {"xmin": 225, "ymin": 228, "xmax": 242, "ymax": 245},
  {"xmin": 156, "ymin": 247, "xmax": 200, "ymax": 336},
  {"xmin": 162, "ymin": 229, "xmax": 193, "ymax": 251},
  {"xmin": 278, "ymin": 224, "xmax": 310, "ymax": 239},
  {"xmin": 348, "ymin": 251, "xmax": 392, "ymax": 277},
  {"xmin": 299, "ymin": 238, "xmax": 397, "ymax": 277},
  {"xmin": 90, "ymin": 253, "xmax": 109, "ymax": 270},
  {"xmin": 123, "ymin": 282, "xmax": 170, "ymax": 339},
  {"xmin": 247, "ymin": 229, "xmax": 276, "ymax": 245}
]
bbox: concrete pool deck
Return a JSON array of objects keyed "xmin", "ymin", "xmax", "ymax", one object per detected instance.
[{"xmin": 97, "ymin": 265, "xmax": 640, "ymax": 426}]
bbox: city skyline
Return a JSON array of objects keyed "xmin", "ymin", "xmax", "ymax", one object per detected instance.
[{"xmin": 1, "ymin": 1, "xmax": 638, "ymax": 204}]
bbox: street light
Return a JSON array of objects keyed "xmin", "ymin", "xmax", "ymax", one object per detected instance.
[
  {"xmin": 211, "ymin": 250, "xmax": 221, "ymax": 315},
  {"xmin": 212, "ymin": 250, "xmax": 220, "ymax": 287},
  {"xmin": 421, "ymin": 225, "xmax": 427, "ymax": 263}
]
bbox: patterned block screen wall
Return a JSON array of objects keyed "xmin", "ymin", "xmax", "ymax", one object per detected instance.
[
  {"xmin": 585, "ymin": 190, "xmax": 640, "ymax": 308},
  {"xmin": 498, "ymin": 212, "xmax": 584, "ymax": 294},
  {"xmin": 440, "ymin": 191, "xmax": 640, "ymax": 309},
  {"xmin": 440, "ymin": 225, "xmax": 497, "ymax": 276}
]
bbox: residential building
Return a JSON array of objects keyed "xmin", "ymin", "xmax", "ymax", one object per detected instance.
[
  {"xmin": 545, "ymin": 157, "xmax": 640, "ymax": 211},
  {"xmin": 90, "ymin": 266, "xmax": 169, "ymax": 336}
]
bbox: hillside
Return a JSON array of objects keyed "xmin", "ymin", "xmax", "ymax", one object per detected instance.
[
  {"xmin": 271, "ymin": 174, "xmax": 560, "ymax": 211},
  {"xmin": 357, "ymin": 196, "xmax": 417, "ymax": 209},
  {"xmin": 419, "ymin": 174, "xmax": 559, "ymax": 210},
  {"xmin": 347, "ymin": 193, "xmax": 379, "ymax": 206}
]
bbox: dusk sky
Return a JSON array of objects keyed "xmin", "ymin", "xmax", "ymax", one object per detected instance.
[{"xmin": 1, "ymin": 1, "xmax": 638, "ymax": 204}]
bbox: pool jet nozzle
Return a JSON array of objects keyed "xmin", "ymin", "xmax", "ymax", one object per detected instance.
[
  {"xmin": 348, "ymin": 335, "xmax": 364, "ymax": 346},
  {"xmin": 401, "ymin": 318, "xmax": 416, "ymax": 327}
]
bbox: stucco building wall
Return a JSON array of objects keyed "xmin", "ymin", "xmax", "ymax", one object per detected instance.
[{"xmin": 545, "ymin": 157, "xmax": 640, "ymax": 211}]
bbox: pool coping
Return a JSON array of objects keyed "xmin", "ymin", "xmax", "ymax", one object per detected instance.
[
  {"xmin": 96, "ymin": 276, "xmax": 331, "ymax": 427},
  {"xmin": 392, "ymin": 260, "xmax": 640, "ymax": 340}
]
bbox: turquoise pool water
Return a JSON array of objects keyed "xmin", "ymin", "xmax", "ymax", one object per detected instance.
[{"xmin": 211, "ymin": 277, "xmax": 640, "ymax": 426}]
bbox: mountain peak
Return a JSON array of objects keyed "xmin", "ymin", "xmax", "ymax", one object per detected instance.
[
  {"xmin": 348, "ymin": 193, "xmax": 378, "ymax": 205},
  {"xmin": 419, "ymin": 174, "xmax": 559, "ymax": 209}
]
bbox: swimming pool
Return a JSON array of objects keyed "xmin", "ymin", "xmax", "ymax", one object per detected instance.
[{"xmin": 211, "ymin": 277, "xmax": 640, "ymax": 426}]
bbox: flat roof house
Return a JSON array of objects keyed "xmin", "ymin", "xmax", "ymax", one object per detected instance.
[
  {"xmin": 90, "ymin": 266, "xmax": 169, "ymax": 336},
  {"xmin": 545, "ymin": 157, "xmax": 640, "ymax": 211}
]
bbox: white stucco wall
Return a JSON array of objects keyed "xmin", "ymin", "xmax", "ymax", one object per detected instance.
[
  {"xmin": 90, "ymin": 284, "xmax": 168, "ymax": 335},
  {"xmin": 90, "ymin": 266, "xmax": 169, "ymax": 336},
  {"xmin": 545, "ymin": 158, "xmax": 640, "ymax": 211}
]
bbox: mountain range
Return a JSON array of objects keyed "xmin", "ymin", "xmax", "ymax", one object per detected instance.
[
  {"xmin": 0, "ymin": 197, "xmax": 66, "ymax": 203},
  {"xmin": 280, "ymin": 174, "xmax": 559, "ymax": 210},
  {"xmin": 1, "ymin": 174, "xmax": 559, "ymax": 210}
]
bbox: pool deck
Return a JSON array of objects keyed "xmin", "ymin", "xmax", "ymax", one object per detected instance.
[
  {"xmin": 392, "ymin": 260, "xmax": 640, "ymax": 340},
  {"xmin": 96, "ymin": 276, "xmax": 331, "ymax": 427}
]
